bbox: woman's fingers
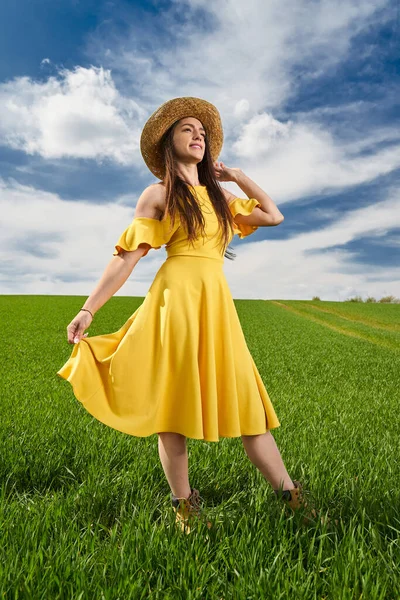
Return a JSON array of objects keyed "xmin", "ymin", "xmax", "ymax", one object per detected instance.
[
  {"xmin": 73, "ymin": 331, "xmax": 89, "ymax": 344},
  {"xmin": 67, "ymin": 323, "xmax": 78, "ymax": 344},
  {"xmin": 72, "ymin": 326, "xmax": 82, "ymax": 343},
  {"xmin": 67, "ymin": 315, "xmax": 91, "ymax": 344}
]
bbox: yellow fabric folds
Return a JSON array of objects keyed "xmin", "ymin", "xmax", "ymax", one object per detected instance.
[
  {"xmin": 113, "ymin": 216, "xmax": 173, "ymax": 257},
  {"xmin": 57, "ymin": 186, "xmax": 280, "ymax": 442},
  {"xmin": 228, "ymin": 197, "xmax": 262, "ymax": 238}
]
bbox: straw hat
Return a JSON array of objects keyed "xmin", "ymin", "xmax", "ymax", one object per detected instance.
[{"xmin": 140, "ymin": 97, "xmax": 224, "ymax": 180}]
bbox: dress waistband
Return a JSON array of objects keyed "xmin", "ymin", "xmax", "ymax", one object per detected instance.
[{"xmin": 166, "ymin": 253, "xmax": 224, "ymax": 263}]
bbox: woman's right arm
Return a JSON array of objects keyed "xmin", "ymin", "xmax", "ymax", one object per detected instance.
[
  {"xmin": 66, "ymin": 184, "xmax": 165, "ymax": 344},
  {"xmin": 66, "ymin": 248, "xmax": 147, "ymax": 344},
  {"xmin": 81, "ymin": 248, "xmax": 147, "ymax": 316}
]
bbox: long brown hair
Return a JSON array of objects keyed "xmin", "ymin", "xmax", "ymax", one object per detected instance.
[{"xmin": 158, "ymin": 120, "xmax": 237, "ymax": 261}]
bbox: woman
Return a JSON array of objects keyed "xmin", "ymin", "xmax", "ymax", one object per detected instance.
[{"xmin": 57, "ymin": 97, "xmax": 316, "ymax": 533}]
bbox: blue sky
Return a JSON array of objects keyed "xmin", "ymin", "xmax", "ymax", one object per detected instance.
[{"xmin": 0, "ymin": 0, "xmax": 399, "ymax": 300}]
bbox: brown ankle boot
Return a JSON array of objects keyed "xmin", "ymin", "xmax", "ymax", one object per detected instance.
[
  {"xmin": 275, "ymin": 481, "xmax": 318, "ymax": 525},
  {"xmin": 171, "ymin": 487, "xmax": 212, "ymax": 534}
]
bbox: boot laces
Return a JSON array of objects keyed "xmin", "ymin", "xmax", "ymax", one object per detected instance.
[
  {"xmin": 188, "ymin": 488, "xmax": 202, "ymax": 512},
  {"xmin": 174, "ymin": 488, "xmax": 203, "ymax": 517},
  {"xmin": 291, "ymin": 481, "xmax": 318, "ymax": 520}
]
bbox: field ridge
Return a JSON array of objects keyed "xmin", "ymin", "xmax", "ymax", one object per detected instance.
[
  {"xmin": 269, "ymin": 300, "xmax": 400, "ymax": 352},
  {"xmin": 296, "ymin": 301, "xmax": 400, "ymax": 333}
]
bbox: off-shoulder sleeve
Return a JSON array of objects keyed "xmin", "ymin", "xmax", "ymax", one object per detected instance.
[
  {"xmin": 228, "ymin": 197, "xmax": 262, "ymax": 239},
  {"xmin": 113, "ymin": 216, "xmax": 172, "ymax": 257}
]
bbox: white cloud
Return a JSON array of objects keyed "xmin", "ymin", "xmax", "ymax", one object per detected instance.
[
  {"xmin": 0, "ymin": 0, "xmax": 398, "ymax": 300},
  {"xmin": 234, "ymin": 99, "xmax": 250, "ymax": 120},
  {"xmin": 97, "ymin": 0, "xmax": 390, "ymax": 119},
  {"xmin": 232, "ymin": 114, "xmax": 293, "ymax": 157},
  {"xmin": 82, "ymin": 0, "xmax": 399, "ymax": 203},
  {"xmin": 0, "ymin": 0, "xmax": 396, "ymax": 200},
  {"xmin": 224, "ymin": 187, "xmax": 400, "ymax": 301},
  {"xmin": 0, "ymin": 177, "xmax": 157, "ymax": 296},
  {"xmin": 0, "ymin": 66, "xmax": 146, "ymax": 164},
  {"xmin": 0, "ymin": 177, "xmax": 398, "ymax": 302},
  {"xmin": 227, "ymin": 116, "xmax": 400, "ymax": 203}
]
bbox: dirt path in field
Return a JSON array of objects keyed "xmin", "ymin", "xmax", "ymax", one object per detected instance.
[
  {"xmin": 269, "ymin": 301, "xmax": 399, "ymax": 352},
  {"xmin": 294, "ymin": 302, "xmax": 400, "ymax": 333}
]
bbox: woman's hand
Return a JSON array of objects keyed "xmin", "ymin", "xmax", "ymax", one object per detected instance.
[
  {"xmin": 66, "ymin": 311, "xmax": 92, "ymax": 344},
  {"xmin": 214, "ymin": 161, "xmax": 241, "ymax": 183}
]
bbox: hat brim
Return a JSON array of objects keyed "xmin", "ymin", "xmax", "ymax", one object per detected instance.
[{"xmin": 140, "ymin": 97, "xmax": 223, "ymax": 180}]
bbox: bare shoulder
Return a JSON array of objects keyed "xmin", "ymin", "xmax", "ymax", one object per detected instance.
[
  {"xmin": 220, "ymin": 187, "xmax": 236, "ymax": 205},
  {"xmin": 134, "ymin": 183, "xmax": 166, "ymax": 220}
]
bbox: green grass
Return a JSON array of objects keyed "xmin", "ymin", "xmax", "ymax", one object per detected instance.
[{"xmin": 0, "ymin": 295, "xmax": 399, "ymax": 599}]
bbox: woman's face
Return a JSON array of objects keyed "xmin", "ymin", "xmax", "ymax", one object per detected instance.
[{"xmin": 172, "ymin": 117, "xmax": 206, "ymax": 165}]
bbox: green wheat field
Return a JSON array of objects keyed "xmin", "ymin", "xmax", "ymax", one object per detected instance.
[{"xmin": 1, "ymin": 295, "xmax": 399, "ymax": 599}]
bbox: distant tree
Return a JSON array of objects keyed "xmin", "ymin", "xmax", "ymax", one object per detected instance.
[
  {"xmin": 346, "ymin": 295, "xmax": 364, "ymax": 302},
  {"xmin": 312, "ymin": 296, "xmax": 321, "ymax": 301},
  {"xmin": 365, "ymin": 296, "xmax": 376, "ymax": 303},
  {"xmin": 379, "ymin": 295, "xmax": 396, "ymax": 303}
]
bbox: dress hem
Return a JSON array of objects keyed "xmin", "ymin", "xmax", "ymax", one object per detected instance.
[{"xmin": 57, "ymin": 367, "xmax": 280, "ymax": 443}]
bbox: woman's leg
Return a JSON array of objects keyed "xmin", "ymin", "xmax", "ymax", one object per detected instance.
[
  {"xmin": 158, "ymin": 432, "xmax": 192, "ymax": 498},
  {"xmin": 241, "ymin": 431, "xmax": 294, "ymax": 491}
]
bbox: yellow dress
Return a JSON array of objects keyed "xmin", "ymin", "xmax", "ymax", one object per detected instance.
[{"xmin": 57, "ymin": 185, "xmax": 280, "ymax": 442}]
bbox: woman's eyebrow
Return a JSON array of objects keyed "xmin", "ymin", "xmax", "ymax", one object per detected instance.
[{"xmin": 181, "ymin": 122, "xmax": 205, "ymax": 132}]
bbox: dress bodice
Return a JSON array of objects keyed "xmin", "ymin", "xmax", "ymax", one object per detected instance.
[{"xmin": 113, "ymin": 185, "xmax": 261, "ymax": 262}]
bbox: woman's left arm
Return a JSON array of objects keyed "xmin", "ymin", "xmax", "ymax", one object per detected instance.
[
  {"xmin": 234, "ymin": 170, "xmax": 284, "ymax": 223},
  {"xmin": 215, "ymin": 162, "xmax": 284, "ymax": 225}
]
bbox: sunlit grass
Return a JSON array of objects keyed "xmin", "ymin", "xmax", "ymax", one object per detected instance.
[{"xmin": 0, "ymin": 295, "xmax": 399, "ymax": 599}]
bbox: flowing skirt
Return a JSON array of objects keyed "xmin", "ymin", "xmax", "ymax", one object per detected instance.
[{"xmin": 57, "ymin": 256, "xmax": 280, "ymax": 442}]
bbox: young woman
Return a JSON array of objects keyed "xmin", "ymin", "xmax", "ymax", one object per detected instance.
[{"xmin": 57, "ymin": 97, "xmax": 316, "ymax": 533}]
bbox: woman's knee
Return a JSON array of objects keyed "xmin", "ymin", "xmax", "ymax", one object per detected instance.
[
  {"xmin": 241, "ymin": 433, "xmax": 264, "ymax": 442},
  {"xmin": 157, "ymin": 432, "xmax": 187, "ymax": 447},
  {"xmin": 157, "ymin": 431, "xmax": 186, "ymax": 440}
]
